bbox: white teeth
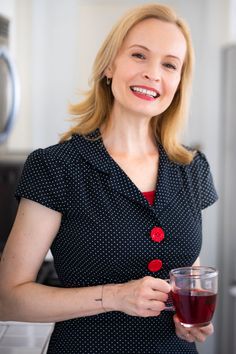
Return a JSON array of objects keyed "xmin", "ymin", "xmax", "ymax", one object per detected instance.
[{"xmin": 131, "ymin": 86, "xmax": 158, "ymax": 98}]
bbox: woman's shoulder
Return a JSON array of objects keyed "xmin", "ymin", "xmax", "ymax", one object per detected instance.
[
  {"xmin": 28, "ymin": 136, "xmax": 82, "ymax": 167},
  {"xmin": 177, "ymin": 146, "xmax": 210, "ymax": 172},
  {"xmin": 182, "ymin": 149, "xmax": 218, "ymax": 208},
  {"xmin": 187, "ymin": 149, "xmax": 211, "ymax": 174},
  {"xmin": 181, "ymin": 150, "xmax": 216, "ymax": 188},
  {"xmin": 177, "ymin": 148, "xmax": 214, "ymax": 186}
]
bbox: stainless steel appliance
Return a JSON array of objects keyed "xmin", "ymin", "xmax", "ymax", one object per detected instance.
[
  {"xmin": 0, "ymin": 13, "xmax": 21, "ymax": 253},
  {"xmin": 217, "ymin": 44, "xmax": 236, "ymax": 354},
  {"xmin": 0, "ymin": 13, "xmax": 19, "ymax": 146},
  {"xmin": 0, "ymin": 153, "xmax": 26, "ymax": 252}
]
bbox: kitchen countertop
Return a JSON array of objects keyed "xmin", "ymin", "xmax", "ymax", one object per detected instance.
[{"xmin": 0, "ymin": 322, "xmax": 54, "ymax": 354}]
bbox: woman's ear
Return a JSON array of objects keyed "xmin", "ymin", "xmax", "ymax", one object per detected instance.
[{"xmin": 104, "ymin": 65, "xmax": 113, "ymax": 79}]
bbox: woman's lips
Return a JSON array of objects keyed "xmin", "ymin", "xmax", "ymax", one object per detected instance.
[{"xmin": 130, "ymin": 85, "xmax": 160, "ymax": 101}]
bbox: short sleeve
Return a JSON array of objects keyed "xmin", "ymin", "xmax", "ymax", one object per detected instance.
[
  {"xmin": 191, "ymin": 151, "xmax": 218, "ymax": 210},
  {"xmin": 15, "ymin": 148, "xmax": 67, "ymax": 213}
]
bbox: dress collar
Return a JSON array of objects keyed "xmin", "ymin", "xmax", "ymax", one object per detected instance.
[
  {"xmin": 72, "ymin": 129, "xmax": 183, "ymax": 215},
  {"xmin": 72, "ymin": 128, "xmax": 111, "ymax": 174}
]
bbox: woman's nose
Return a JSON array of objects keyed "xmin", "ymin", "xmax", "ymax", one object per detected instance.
[{"xmin": 143, "ymin": 64, "xmax": 160, "ymax": 82}]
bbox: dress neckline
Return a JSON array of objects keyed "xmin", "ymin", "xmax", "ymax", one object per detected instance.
[{"xmin": 142, "ymin": 190, "xmax": 156, "ymax": 206}]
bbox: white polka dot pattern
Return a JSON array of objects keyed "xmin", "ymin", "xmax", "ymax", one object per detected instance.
[{"xmin": 15, "ymin": 129, "xmax": 218, "ymax": 354}]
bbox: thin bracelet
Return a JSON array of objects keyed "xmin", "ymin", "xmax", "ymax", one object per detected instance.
[
  {"xmin": 101, "ymin": 284, "xmax": 107, "ymax": 312},
  {"xmin": 95, "ymin": 285, "xmax": 107, "ymax": 312}
]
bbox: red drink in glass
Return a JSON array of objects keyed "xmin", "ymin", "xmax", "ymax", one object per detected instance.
[
  {"xmin": 171, "ymin": 288, "xmax": 217, "ymax": 327},
  {"xmin": 169, "ymin": 266, "xmax": 218, "ymax": 327}
]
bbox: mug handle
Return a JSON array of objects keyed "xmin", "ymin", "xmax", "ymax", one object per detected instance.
[{"xmin": 164, "ymin": 279, "xmax": 175, "ymax": 311}]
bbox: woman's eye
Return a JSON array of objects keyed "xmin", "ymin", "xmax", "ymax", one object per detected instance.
[
  {"xmin": 163, "ymin": 63, "xmax": 177, "ymax": 70},
  {"xmin": 132, "ymin": 53, "xmax": 146, "ymax": 60}
]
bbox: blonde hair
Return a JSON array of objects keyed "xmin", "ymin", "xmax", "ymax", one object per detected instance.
[{"xmin": 61, "ymin": 3, "xmax": 195, "ymax": 164}]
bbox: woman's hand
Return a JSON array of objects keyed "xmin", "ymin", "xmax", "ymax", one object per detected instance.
[
  {"xmin": 173, "ymin": 314, "xmax": 214, "ymax": 342},
  {"xmin": 103, "ymin": 276, "xmax": 170, "ymax": 317}
]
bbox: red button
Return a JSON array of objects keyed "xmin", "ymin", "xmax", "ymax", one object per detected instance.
[
  {"xmin": 148, "ymin": 259, "xmax": 163, "ymax": 272},
  {"xmin": 150, "ymin": 227, "xmax": 165, "ymax": 242}
]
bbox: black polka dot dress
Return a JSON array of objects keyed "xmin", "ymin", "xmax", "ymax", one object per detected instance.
[{"xmin": 15, "ymin": 129, "xmax": 218, "ymax": 354}]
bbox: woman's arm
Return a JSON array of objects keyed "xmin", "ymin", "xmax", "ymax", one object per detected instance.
[
  {"xmin": 0, "ymin": 198, "xmax": 108, "ymax": 322},
  {"xmin": 0, "ymin": 198, "xmax": 170, "ymax": 323}
]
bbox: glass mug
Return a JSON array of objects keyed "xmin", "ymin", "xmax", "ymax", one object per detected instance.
[{"xmin": 165, "ymin": 266, "xmax": 218, "ymax": 328}]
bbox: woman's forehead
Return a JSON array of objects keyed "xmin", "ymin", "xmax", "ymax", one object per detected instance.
[{"xmin": 121, "ymin": 18, "xmax": 186, "ymax": 61}]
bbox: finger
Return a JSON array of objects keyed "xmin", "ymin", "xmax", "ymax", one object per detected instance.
[
  {"xmin": 157, "ymin": 278, "xmax": 171, "ymax": 293},
  {"xmin": 188, "ymin": 323, "xmax": 214, "ymax": 339},
  {"xmin": 139, "ymin": 286, "xmax": 168, "ymax": 303},
  {"xmin": 173, "ymin": 314, "xmax": 183, "ymax": 328},
  {"xmin": 176, "ymin": 331, "xmax": 195, "ymax": 343},
  {"xmin": 180, "ymin": 327, "xmax": 213, "ymax": 343},
  {"xmin": 135, "ymin": 296, "xmax": 166, "ymax": 316},
  {"xmin": 188, "ymin": 328, "xmax": 207, "ymax": 343},
  {"xmin": 175, "ymin": 323, "xmax": 191, "ymax": 339},
  {"xmin": 138, "ymin": 308, "xmax": 162, "ymax": 317},
  {"xmin": 174, "ymin": 316, "xmax": 196, "ymax": 342},
  {"xmin": 184, "ymin": 333, "xmax": 195, "ymax": 343},
  {"xmin": 139, "ymin": 298, "xmax": 167, "ymax": 315},
  {"xmin": 146, "ymin": 277, "xmax": 171, "ymax": 293},
  {"xmin": 148, "ymin": 299, "xmax": 167, "ymax": 312},
  {"xmin": 174, "ymin": 315, "xmax": 214, "ymax": 343},
  {"xmin": 150, "ymin": 290, "xmax": 169, "ymax": 302},
  {"xmin": 199, "ymin": 323, "xmax": 214, "ymax": 336}
]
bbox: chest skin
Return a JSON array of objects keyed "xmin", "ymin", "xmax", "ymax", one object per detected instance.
[{"xmin": 108, "ymin": 152, "xmax": 159, "ymax": 192}]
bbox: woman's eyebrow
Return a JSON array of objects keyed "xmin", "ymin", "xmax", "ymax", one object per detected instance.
[
  {"xmin": 128, "ymin": 44, "xmax": 181, "ymax": 62},
  {"xmin": 128, "ymin": 44, "xmax": 150, "ymax": 51}
]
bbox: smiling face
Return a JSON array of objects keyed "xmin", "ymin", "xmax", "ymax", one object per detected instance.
[{"xmin": 105, "ymin": 18, "xmax": 187, "ymax": 121}]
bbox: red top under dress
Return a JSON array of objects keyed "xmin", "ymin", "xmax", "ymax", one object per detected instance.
[{"xmin": 142, "ymin": 190, "xmax": 155, "ymax": 206}]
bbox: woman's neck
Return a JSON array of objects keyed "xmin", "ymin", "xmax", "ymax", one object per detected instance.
[{"xmin": 101, "ymin": 114, "xmax": 158, "ymax": 157}]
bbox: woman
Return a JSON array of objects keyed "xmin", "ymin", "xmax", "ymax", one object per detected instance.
[{"xmin": 0, "ymin": 3, "xmax": 218, "ymax": 353}]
